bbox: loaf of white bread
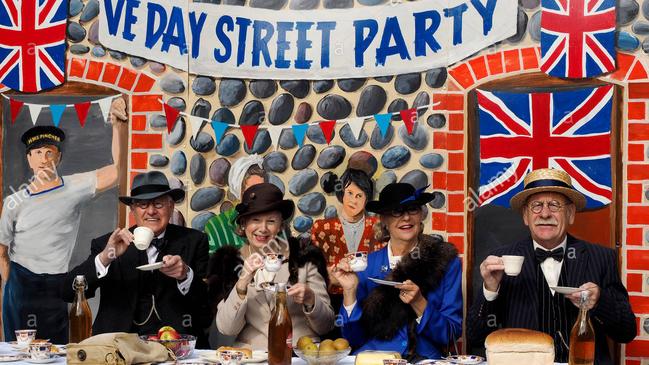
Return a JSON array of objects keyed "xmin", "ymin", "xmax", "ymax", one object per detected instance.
[
  {"xmin": 354, "ymin": 351, "xmax": 401, "ymax": 365},
  {"xmin": 485, "ymin": 328, "xmax": 554, "ymax": 365}
]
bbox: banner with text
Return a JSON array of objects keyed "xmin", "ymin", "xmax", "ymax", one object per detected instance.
[{"xmin": 99, "ymin": 0, "xmax": 517, "ymax": 79}]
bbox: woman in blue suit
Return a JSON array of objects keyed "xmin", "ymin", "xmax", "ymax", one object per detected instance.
[{"xmin": 332, "ymin": 183, "xmax": 462, "ymax": 361}]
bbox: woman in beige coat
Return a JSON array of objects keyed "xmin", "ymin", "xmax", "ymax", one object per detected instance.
[{"xmin": 215, "ymin": 183, "xmax": 335, "ymax": 350}]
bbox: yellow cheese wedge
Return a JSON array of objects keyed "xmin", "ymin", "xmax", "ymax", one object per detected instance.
[{"xmin": 354, "ymin": 351, "xmax": 401, "ymax": 365}]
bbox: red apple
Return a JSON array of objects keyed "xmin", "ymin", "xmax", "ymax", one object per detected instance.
[
  {"xmin": 147, "ymin": 335, "xmax": 159, "ymax": 341},
  {"xmin": 159, "ymin": 329, "xmax": 180, "ymax": 340},
  {"xmin": 157, "ymin": 326, "xmax": 176, "ymax": 338}
]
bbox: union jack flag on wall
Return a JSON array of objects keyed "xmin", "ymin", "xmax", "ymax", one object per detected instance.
[
  {"xmin": 540, "ymin": 0, "xmax": 616, "ymax": 79},
  {"xmin": 476, "ymin": 85, "xmax": 613, "ymax": 209},
  {"xmin": 0, "ymin": 0, "xmax": 67, "ymax": 92}
]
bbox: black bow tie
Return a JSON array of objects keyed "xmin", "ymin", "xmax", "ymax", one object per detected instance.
[
  {"xmin": 151, "ymin": 237, "xmax": 166, "ymax": 250},
  {"xmin": 535, "ymin": 247, "xmax": 564, "ymax": 263}
]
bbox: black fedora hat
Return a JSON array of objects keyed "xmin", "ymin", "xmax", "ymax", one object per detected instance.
[
  {"xmin": 119, "ymin": 171, "xmax": 184, "ymax": 205},
  {"xmin": 235, "ymin": 183, "xmax": 294, "ymax": 224},
  {"xmin": 366, "ymin": 183, "xmax": 434, "ymax": 214},
  {"xmin": 21, "ymin": 126, "xmax": 65, "ymax": 151}
]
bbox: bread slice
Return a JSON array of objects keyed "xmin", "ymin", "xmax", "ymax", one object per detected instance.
[{"xmin": 485, "ymin": 328, "xmax": 554, "ymax": 365}]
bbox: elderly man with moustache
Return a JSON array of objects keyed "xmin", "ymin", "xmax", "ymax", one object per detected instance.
[
  {"xmin": 62, "ymin": 171, "xmax": 210, "ymax": 342},
  {"xmin": 467, "ymin": 168, "xmax": 636, "ymax": 364}
]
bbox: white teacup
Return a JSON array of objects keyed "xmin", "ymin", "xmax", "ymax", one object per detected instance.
[
  {"xmin": 15, "ymin": 329, "xmax": 36, "ymax": 347},
  {"xmin": 346, "ymin": 251, "xmax": 368, "ymax": 272},
  {"xmin": 264, "ymin": 253, "xmax": 284, "ymax": 273},
  {"xmin": 29, "ymin": 342, "xmax": 52, "ymax": 360},
  {"xmin": 133, "ymin": 226, "xmax": 154, "ymax": 250},
  {"xmin": 502, "ymin": 255, "xmax": 525, "ymax": 276}
]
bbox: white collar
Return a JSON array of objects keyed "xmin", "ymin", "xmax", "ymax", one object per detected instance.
[{"xmin": 533, "ymin": 237, "xmax": 567, "ymax": 252}]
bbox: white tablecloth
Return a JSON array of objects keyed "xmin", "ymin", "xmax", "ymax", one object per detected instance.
[{"xmin": 0, "ymin": 344, "xmax": 572, "ymax": 365}]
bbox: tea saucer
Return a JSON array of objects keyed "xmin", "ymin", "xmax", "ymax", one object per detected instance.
[
  {"xmin": 368, "ymin": 277, "xmax": 402, "ymax": 286},
  {"xmin": 550, "ymin": 286, "xmax": 583, "ymax": 295},
  {"xmin": 0, "ymin": 354, "xmax": 25, "ymax": 362},
  {"xmin": 25, "ymin": 357, "xmax": 58, "ymax": 364},
  {"xmin": 137, "ymin": 262, "xmax": 164, "ymax": 271}
]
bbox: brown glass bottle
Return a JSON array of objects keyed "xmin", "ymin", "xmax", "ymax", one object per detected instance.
[
  {"xmin": 569, "ymin": 291, "xmax": 595, "ymax": 365},
  {"xmin": 268, "ymin": 283, "xmax": 293, "ymax": 365},
  {"xmin": 69, "ymin": 275, "xmax": 92, "ymax": 343}
]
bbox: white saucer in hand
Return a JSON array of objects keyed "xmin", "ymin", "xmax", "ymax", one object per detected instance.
[
  {"xmin": 550, "ymin": 286, "xmax": 583, "ymax": 295},
  {"xmin": 137, "ymin": 262, "xmax": 164, "ymax": 271}
]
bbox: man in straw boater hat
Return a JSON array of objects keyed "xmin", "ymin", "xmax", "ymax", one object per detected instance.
[
  {"xmin": 0, "ymin": 98, "xmax": 127, "ymax": 344},
  {"xmin": 467, "ymin": 168, "xmax": 636, "ymax": 364},
  {"xmin": 62, "ymin": 171, "xmax": 210, "ymax": 344}
]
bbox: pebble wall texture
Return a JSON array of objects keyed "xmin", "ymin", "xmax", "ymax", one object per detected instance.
[{"xmin": 31, "ymin": 0, "xmax": 649, "ymax": 356}]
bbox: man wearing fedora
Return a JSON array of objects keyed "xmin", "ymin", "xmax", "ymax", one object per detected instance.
[
  {"xmin": 0, "ymin": 98, "xmax": 127, "ymax": 343},
  {"xmin": 467, "ymin": 168, "xmax": 636, "ymax": 364},
  {"xmin": 62, "ymin": 171, "xmax": 210, "ymax": 342}
]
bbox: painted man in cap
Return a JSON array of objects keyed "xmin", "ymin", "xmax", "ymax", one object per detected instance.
[
  {"xmin": 467, "ymin": 168, "xmax": 636, "ymax": 364},
  {"xmin": 62, "ymin": 171, "xmax": 210, "ymax": 343},
  {"xmin": 0, "ymin": 98, "xmax": 127, "ymax": 343}
]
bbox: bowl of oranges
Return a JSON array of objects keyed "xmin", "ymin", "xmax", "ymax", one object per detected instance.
[{"xmin": 294, "ymin": 337, "xmax": 351, "ymax": 365}]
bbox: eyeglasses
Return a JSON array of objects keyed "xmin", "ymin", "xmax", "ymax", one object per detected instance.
[
  {"xmin": 132, "ymin": 200, "xmax": 168, "ymax": 210},
  {"xmin": 389, "ymin": 206, "xmax": 421, "ymax": 217},
  {"xmin": 527, "ymin": 200, "xmax": 566, "ymax": 214}
]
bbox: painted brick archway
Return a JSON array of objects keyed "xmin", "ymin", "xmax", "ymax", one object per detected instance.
[{"xmin": 444, "ymin": 48, "xmax": 649, "ymax": 362}]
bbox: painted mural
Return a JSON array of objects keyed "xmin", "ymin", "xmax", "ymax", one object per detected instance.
[{"xmin": 0, "ymin": 0, "xmax": 648, "ymax": 362}]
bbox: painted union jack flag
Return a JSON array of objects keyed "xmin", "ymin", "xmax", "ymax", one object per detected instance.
[
  {"xmin": 0, "ymin": 0, "xmax": 67, "ymax": 92},
  {"xmin": 540, "ymin": 0, "xmax": 616, "ymax": 79},
  {"xmin": 477, "ymin": 85, "xmax": 613, "ymax": 209}
]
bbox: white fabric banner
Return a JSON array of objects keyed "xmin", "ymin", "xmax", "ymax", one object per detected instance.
[{"xmin": 99, "ymin": 0, "xmax": 517, "ymax": 79}]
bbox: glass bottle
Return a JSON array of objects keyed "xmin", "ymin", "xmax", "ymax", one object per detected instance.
[
  {"xmin": 69, "ymin": 275, "xmax": 92, "ymax": 343},
  {"xmin": 568, "ymin": 291, "xmax": 595, "ymax": 365},
  {"xmin": 268, "ymin": 283, "xmax": 292, "ymax": 365}
]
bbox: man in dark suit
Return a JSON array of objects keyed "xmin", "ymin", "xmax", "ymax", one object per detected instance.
[
  {"xmin": 62, "ymin": 171, "xmax": 210, "ymax": 342},
  {"xmin": 467, "ymin": 168, "xmax": 636, "ymax": 365}
]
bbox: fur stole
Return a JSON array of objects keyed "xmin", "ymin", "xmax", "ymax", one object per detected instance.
[
  {"xmin": 360, "ymin": 235, "xmax": 458, "ymax": 344},
  {"xmin": 207, "ymin": 236, "xmax": 329, "ymax": 314}
]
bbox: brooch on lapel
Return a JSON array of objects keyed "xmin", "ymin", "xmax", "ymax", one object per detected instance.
[{"xmin": 381, "ymin": 265, "xmax": 389, "ymax": 273}]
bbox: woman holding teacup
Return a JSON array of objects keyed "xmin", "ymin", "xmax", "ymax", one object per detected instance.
[
  {"xmin": 215, "ymin": 183, "xmax": 335, "ymax": 350},
  {"xmin": 332, "ymin": 183, "xmax": 463, "ymax": 361}
]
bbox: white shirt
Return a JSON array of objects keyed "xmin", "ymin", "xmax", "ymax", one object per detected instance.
[
  {"xmin": 484, "ymin": 238, "xmax": 567, "ymax": 301},
  {"xmin": 94, "ymin": 230, "xmax": 194, "ymax": 295}
]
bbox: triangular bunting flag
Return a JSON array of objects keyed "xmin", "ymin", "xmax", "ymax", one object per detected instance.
[
  {"xmin": 267, "ymin": 126, "xmax": 283, "ymax": 150},
  {"xmin": 292, "ymin": 124, "xmax": 309, "ymax": 148},
  {"xmin": 74, "ymin": 102, "xmax": 92, "ymax": 127},
  {"xmin": 10, "ymin": 99, "xmax": 24, "ymax": 124},
  {"xmin": 189, "ymin": 116, "xmax": 206, "ymax": 140},
  {"xmin": 347, "ymin": 117, "xmax": 365, "ymax": 140},
  {"xmin": 163, "ymin": 102, "xmax": 181, "ymax": 134},
  {"xmin": 210, "ymin": 121, "xmax": 229, "ymax": 145},
  {"xmin": 28, "ymin": 104, "xmax": 44, "ymax": 125},
  {"xmin": 97, "ymin": 97, "xmax": 113, "ymax": 123},
  {"xmin": 319, "ymin": 120, "xmax": 336, "ymax": 144},
  {"xmin": 240, "ymin": 125, "xmax": 259, "ymax": 150},
  {"xmin": 374, "ymin": 113, "xmax": 392, "ymax": 138},
  {"xmin": 400, "ymin": 108, "xmax": 418, "ymax": 135},
  {"xmin": 50, "ymin": 105, "xmax": 66, "ymax": 127}
]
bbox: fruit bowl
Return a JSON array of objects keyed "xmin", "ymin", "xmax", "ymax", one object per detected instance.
[
  {"xmin": 140, "ymin": 334, "xmax": 196, "ymax": 359},
  {"xmin": 294, "ymin": 347, "xmax": 351, "ymax": 365}
]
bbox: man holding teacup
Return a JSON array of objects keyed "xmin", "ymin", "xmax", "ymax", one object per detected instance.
[
  {"xmin": 62, "ymin": 171, "xmax": 210, "ymax": 342},
  {"xmin": 467, "ymin": 168, "xmax": 636, "ymax": 364}
]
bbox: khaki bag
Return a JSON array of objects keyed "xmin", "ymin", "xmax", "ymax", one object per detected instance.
[{"xmin": 66, "ymin": 332, "xmax": 175, "ymax": 365}]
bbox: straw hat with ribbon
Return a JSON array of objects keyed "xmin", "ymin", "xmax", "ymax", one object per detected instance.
[{"xmin": 509, "ymin": 168, "xmax": 586, "ymax": 211}]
